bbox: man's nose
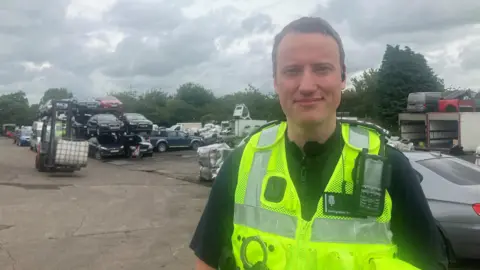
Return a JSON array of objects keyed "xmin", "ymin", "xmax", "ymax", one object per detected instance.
[{"xmin": 298, "ymin": 69, "xmax": 317, "ymax": 93}]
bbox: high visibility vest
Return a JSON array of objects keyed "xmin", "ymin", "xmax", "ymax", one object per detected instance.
[
  {"xmin": 232, "ymin": 122, "xmax": 419, "ymax": 270},
  {"xmin": 55, "ymin": 122, "xmax": 64, "ymax": 138}
]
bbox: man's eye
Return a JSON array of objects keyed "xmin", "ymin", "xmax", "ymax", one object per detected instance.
[
  {"xmin": 314, "ymin": 67, "xmax": 331, "ymax": 74},
  {"xmin": 284, "ymin": 68, "xmax": 300, "ymax": 75}
]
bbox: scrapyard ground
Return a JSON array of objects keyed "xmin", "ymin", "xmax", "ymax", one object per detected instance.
[
  {"xmin": 0, "ymin": 137, "xmax": 207, "ymax": 270},
  {"xmin": 0, "ymin": 137, "xmax": 478, "ymax": 270}
]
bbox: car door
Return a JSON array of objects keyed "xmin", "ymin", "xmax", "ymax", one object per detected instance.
[
  {"xmin": 167, "ymin": 131, "xmax": 180, "ymax": 147},
  {"xmin": 177, "ymin": 131, "xmax": 190, "ymax": 147}
]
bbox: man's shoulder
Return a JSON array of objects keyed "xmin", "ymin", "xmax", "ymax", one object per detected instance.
[
  {"xmin": 385, "ymin": 144, "xmax": 410, "ymax": 164},
  {"xmin": 227, "ymin": 143, "xmax": 246, "ymax": 167}
]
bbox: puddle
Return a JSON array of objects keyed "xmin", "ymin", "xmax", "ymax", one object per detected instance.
[
  {"xmin": 0, "ymin": 225, "xmax": 14, "ymax": 231},
  {"xmin": 0, "ymin": 183, "xmax": 72, "ymax": 190}
]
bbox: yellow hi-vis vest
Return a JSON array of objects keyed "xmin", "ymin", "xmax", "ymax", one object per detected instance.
[
  {"xmin": 55, "ymin": 122, "xmax": 65, "ymax": 138},
  {"xmin": 232, "ymin": 122, "xmax": 420, "ymax": 270}
]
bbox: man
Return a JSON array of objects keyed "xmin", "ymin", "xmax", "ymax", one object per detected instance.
[{"xmin": 191, "ymin": 17, "xmax": 447, "ymax": 269}]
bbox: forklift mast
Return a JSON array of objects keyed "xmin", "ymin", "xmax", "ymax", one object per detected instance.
[{"xmin": 42, "ymin": 100, "xmax": 76, "ymax": 166}]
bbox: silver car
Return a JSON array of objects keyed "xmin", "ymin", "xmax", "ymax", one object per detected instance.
[{"xmin": 405, "ymin": 152, "xmax": 480, "ymax": 261}]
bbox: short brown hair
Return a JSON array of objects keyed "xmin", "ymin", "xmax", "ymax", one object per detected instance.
[{"xmin": 271, "ymin": 17, "xmax": 346, "ymax": 80}]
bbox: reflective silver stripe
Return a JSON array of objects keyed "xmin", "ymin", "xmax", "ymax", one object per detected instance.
[
  {"xmin": 310, "ymin": 218, "xmax": 393, "ymax": 244},
  {"xmin": 244, "ymin": 125, "xmax": 280, "ymax": 206},
  {"xmin": 349, "ymin": 126, "xmax": 370, "ymax": 149},
  {"xmin": 234, "ymin": 203, "xmax": 297, "ymax": 238}
]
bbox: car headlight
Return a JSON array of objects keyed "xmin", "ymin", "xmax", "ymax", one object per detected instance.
[
  {"xmin": 130, "ymin": 146, "xmax": 136, "ymax": 150},
  {"xmin": 100, "ymin": 146, "xmax": 107, "ymax": 150},
  {"xmin": 148, "ymin": 144, "xmax": 153, "ymax": 149},
  {"xmin": 120, "ymin": 145, "xmax": 124, "ymax": 149}
]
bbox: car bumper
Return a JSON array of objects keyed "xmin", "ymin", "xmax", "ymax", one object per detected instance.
[
  {"xmin": 19, "ymin": 140, "xmax": 30, "ymax": 146},
  {"xmin": 442, "ymin": 221, "xmax": 480, "ymax": 259},
  {"xmin": 139, "ymin": 148, "xmax": 153, "ymax": 154},
  {"xmin": 98, "ymin": 126, "xmax": 125, "ymax": 133},
  {"xmin": 100, "ymin": 149, "xmax": 125, "ymax": 157},
  {"xmin": 127, "ymin": 124, "xmax": 153, "ymax": 132}
]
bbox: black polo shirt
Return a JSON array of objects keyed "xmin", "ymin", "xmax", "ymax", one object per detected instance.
[{"xmin": 190, "ymin": 124, "xmax": 447, "ymax": 270}]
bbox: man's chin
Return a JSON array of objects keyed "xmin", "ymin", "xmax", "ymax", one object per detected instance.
[{"xmin": 296, "ymin": 114, "xmax": 328, "ymax": 126}]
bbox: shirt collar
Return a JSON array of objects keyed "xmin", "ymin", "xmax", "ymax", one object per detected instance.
[{"xmin": 285, "ymin": 122, "xmax": 343, "ymax": 159}]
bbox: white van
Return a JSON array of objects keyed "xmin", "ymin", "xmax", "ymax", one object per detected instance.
[
  {"xmin": 30, "ymin": 121, "xmax": 43, "ymax": 152},
  {"xmin": 406, "ymin": 92, "xmax": 442, "ymax": 113}
]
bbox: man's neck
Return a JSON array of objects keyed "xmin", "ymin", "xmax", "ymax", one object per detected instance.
[{"xmin": 287, "ymin": 116, "xmax": 337, "ymax": 148}]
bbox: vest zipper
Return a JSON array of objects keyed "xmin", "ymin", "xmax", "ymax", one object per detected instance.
[
  {"xmin": 300, "ymin": 155, "xmax": 306, "ymax": 183},
  {"xmin": 299, "ymin": 155, "xmax": 308, "ymax": 269}
]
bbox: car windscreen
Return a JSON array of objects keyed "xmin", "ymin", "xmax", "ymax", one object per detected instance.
[
  {"xmin": 417, "ymin": 158, "xmax": 480, "ymax": 186},
  {"xmin": 408, "ymin": 93, "xmax": 425, "ymax": 103},
  {"xmin": 97, "ymin": 135, "xmax": 119, "ymax": 145},
  {"xmin": 21, "ymin": 129, "xmax": 32, "ymax": 136},
  {"xmin": 125, "ymin": 113, "xmax": 146, "ymax": 120},
  {"xmin": 97, "ymin": 114, "xmax": 117, "ymax": 121}
]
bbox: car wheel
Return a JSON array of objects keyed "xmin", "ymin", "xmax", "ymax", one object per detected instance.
[
  {"xmin": 157, "ymin": 142, "xmax": 167, "ymax": 153},
  {"xmin": 36, "ymin": 154, "xmax": 47, "ymax": 172},
  {"xmin": 191, "ymin": 141, "xmax": 200, "ymax": 151},
  {"xmin": 95, "ymin": 150, "xmax": 103, "ymax": 160}
]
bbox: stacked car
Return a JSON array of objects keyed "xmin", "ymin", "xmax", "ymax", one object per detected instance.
[{"xmin": 34, "ymin": 96, "xmax": 155, "ymax": 160}]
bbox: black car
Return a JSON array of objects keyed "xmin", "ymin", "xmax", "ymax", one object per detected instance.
[
  {"xmin": 121, "ymin": 113, "xmax": 153, "ymax": 134},
  {"xmin": 86, "ymin": 113, "xmax": 125, "ymax": 136},
  {"xmin": 88, "ymin": 135, "xmax": 125, "ymax": 160}
]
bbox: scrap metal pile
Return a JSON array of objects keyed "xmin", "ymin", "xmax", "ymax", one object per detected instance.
[{"xmin": 197, "ymin": 143, "xmax": 233, "ymax": 181}]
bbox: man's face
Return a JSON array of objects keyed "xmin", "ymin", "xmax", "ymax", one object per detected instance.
[{"xmin": 274, "ymin": 32, "xmax": 345, "ymax": 126}]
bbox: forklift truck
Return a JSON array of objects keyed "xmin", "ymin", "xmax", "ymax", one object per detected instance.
[{"xmin": 35, "ymin": 100, "xmax": 89, "ymax": 172}]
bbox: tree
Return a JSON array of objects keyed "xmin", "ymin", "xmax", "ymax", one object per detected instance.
[
  {"xmin": 108, "ymin": 90, "xmax": 139, "ymax": 112},
  {"xmin": 39, "ymin": 88, "xmax": 73, "ymax": 105},
  {"xmin": 175, "ymin": 82, "xmax": 215, "ymax": 108},
  {"xmin": 0, "ymin": 91, "xmax": 31, "ymax": 126},
  {"xmin": 376, "ymin": 45, "xmax": 444, "ymax": 130}
]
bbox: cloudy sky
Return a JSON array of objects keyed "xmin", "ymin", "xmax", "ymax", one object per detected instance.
[{"xmin": 1, "ymin": 0, "xmax": 479, "ymax": 103}]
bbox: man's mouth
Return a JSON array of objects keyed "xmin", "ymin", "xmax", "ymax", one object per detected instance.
[{"xmin": 295, "ymin": 97, "xmax": 325, "ymax": 105}]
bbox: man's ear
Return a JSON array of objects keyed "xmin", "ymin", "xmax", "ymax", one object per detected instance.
[
  {"xmin": 341, "ymin": 65, "xmax": 347, "ymax": 89},
  {"xmin": 341, "ymin": 64, "xmax": 346, "ymax": 82},
  {"xmin": 273, "ymin": 76, "xmax": 280, "ymax": 95}
]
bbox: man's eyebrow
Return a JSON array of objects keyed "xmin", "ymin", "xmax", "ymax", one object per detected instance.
[{"xmin": 312, "ymin": 62, "xmax": 334, "ymax": 68}]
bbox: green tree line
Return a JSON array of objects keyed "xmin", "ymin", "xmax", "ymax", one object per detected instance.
[{"xmin": 0, "ymin": 44, "xmax": 474, "ymax": 132}]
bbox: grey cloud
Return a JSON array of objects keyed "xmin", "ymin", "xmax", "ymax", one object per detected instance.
[
  {"xmin": 314, "ymin": 0, "xmax": 480, "ymax": 41},
  {"xmin": 105, "ymin": 0, "xmax": 186, "ymax": 34},
  {"xmin": 0, "ymin": 0, "xmax": 104, "ymax": 101},
  {"xmin": 1, "ymin": 0, "xmax": 479, "ymax": 103},
  {"xmin": 241, "ymin": 13, "xmax": 274, "ymax": 33},
  {"xmin": 102, "ymin": 6, "xmax": 274, "ymax": 82},
  {"xmin": 460, "ymin": 44, "xmax": 480, "ymax": 71}
]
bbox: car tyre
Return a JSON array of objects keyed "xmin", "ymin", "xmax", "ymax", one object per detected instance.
[
  {"xmin": 95, "ymin": 149, "xmax": 103, "ymax": 160},
  {"xmin": 191, "ymin": 141, "xmax": 200, "ymax": 151},
  {"xmin": 157, "ymin": 142, "xmax": 167, "ymax": 153},
  {"xmin": 36, "ymin": 154, "xmax": 47, "ymax": 172}
]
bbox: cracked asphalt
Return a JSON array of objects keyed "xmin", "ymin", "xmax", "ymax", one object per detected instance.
[{"xmin": 0, "ymin": 137, "xmax": 209, "ymax": 270}]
